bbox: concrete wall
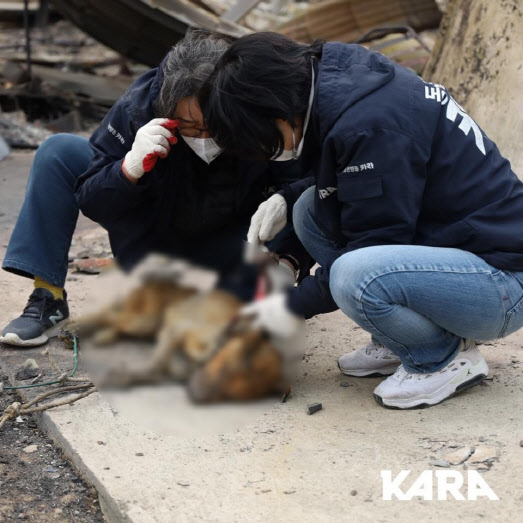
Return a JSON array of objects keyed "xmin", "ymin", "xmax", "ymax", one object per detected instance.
[{"xmin": 424, "ymin": 0, "xmax": 523, "ymax": 178}]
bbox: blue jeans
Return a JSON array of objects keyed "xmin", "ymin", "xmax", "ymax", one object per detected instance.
[
  {"xmin": 3, "ymin": 134, "xmax": 92, "ymax": 287},
  {"xmin": 2, "ymin": 134, "xmax": 308, "ymax": 297},
  {"xmin": 293, "ymin": 186, "xmax": 523, "ymax": 373}
]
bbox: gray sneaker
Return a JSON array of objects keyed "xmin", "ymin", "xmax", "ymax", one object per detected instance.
[
  {"xmin": 0, "ymin": 288, "xmax": 69, "ymax": 347},
  {"xmin": 338, "ymin": 341, "xmax": 401, "ymax": 377},
  {"xmin": 373, "ymin": 340, "xmax": 488, "ymax": 409}
]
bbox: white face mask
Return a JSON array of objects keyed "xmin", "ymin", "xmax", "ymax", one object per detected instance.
[
  {"xmin": 272, "ymin": 130, "xmax": 298, "ymax": 162},
  {"xmin": 181, "ymin": 135, "xmax": 223, "ymax": 164},
  {"xmin": 271, "ymin": 63, "xmax": 315, "ymax": 163}
]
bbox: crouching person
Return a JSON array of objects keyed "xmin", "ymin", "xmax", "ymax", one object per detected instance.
[
  {"xmin": 0, "ymin": 30, "xmax": 310, "ymax": 347},
  {"xmin": 199, "ymin": 32, "xmax": 523, "ymax": 409}
]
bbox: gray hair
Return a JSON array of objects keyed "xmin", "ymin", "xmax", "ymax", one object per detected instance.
[{"xmin": 157, "ymin": 30, "xmax": 231, "ymax": 117}]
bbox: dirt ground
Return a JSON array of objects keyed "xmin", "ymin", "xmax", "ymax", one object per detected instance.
[
  {"xmin": 0, "ymin": 151, "xmax": 106, "ymax": 522},
  {"xmin": 0, "ymin": 379, "xmax": 105, "ymax": 522}
]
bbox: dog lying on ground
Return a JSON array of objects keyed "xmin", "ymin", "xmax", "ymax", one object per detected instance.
[{"xmin": 79, "ymin": 256, "xmax": 290, "ymax": 403}]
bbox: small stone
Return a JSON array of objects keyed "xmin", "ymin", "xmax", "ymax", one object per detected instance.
[
  {"xmin": 135, "ymin": 452, "xmax": 144, "ymax": 457},
  {"xmin": 479, "ymin": 436, "xmax": 486, "ymax": 442},
  {"xmin": 261, "ymin": 489, "xmax": 271, "ymax": 493},
  {"xmin": 15, "ymin": 359, "xmax": 40, "ymax": 381},
  {"xmin": 49, "ymin": 472, "xmax": 61, "ymax": 479},
  {"xmin": 340, "ymin": 382, "xmax": 350, "ymax": 388},
  {"xmin": 444, "ymin": 447, "xmax": 472, "ymax": 465},
  {"xmin": 430, "ymin": 459, "xmax": 450, "ymax": 468},
  {"xmin": 469, "ymin": 446, "xmax": 497, "ymax": 464},
  {"xmin": 44, "ymin": 466, "xmax": 59, "ymax": 473},
  {"xmin": 350, "ymin": 489, "xmax": 358, "ymax": 496},
  {"xmin": 22, "ymin": 444, "xmax": 38, "ymax": 454},
  {"xmin": 447, "ymin": 441, "xmax": 459, "ymax": 448},
  {"xmin": 307, "ymin": 403, "xmax": 323, "ymax": 415},
  {"xmin": 475, "ymin": 465, "xmax": 490, "ymax": 471},
  {"xmin": 97, "ymin": 441, "xmax": 105, "ymax": 445},
  {"xmin": 284, "ymin": 490, "xmax": 296, "ymax": 494},
  {"xmin": 177, "ymin": 481, "xmax": 190, "ymax": 487}
]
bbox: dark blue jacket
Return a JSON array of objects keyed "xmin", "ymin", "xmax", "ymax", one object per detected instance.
[
  {"xmin": 285, "ymin": 42, "xmax": 523, "ymax": 319},
  {"xmin": 74, "ymin": 63, "xmax": 299, "ymax": 268}
]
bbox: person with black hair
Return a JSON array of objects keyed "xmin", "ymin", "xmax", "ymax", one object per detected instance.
[
  {"xmin": 199, "ymin": 32, "xmax": 523, "ymax": 409},
  {"xmin": 0, "ymin": 31, "xmax": 311, "ymax": 348}
]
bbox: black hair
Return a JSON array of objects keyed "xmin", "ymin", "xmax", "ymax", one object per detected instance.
[{"xmin": 199, "ymin": 32, "xmax": 323, "ymax": 159}]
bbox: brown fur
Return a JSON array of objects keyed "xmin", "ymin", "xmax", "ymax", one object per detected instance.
[
  {"xmin": 188, "ymin": 330, "xmax": 284, "ymax": 403},
  {"xmin": 80, "ymin": 280, "xmax": 196, "ymax": 343},
  {"xmin": 81, "ymin": 280, "xmax": 286, "ymax": 402}
]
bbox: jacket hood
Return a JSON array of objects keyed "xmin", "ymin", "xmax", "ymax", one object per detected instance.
[{"xmin": 315, "ymin": 43, "xmax": 395, "ymax": 139}]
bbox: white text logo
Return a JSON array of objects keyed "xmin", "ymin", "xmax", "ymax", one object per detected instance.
[
  {"xmin": 424, "ymin": 82, "xmax": 486, "ymax": 155},
  {"xmin": 318, "ymin": 187, "xmax": 337, "ymax": 199},
  {"xmin": 342, "ymin": 162, "xmax": 375, "ymax": 174},
  {"xmin": 382, "ymin": 470, "xmax": 499, "ymax": 501},
  {"xmin": 107, "ymin": 123, "xmax": 126, "ymax": 145}
]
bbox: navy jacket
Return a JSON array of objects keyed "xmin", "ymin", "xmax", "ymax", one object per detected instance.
[
  {"xmin": 74, "ymin": 63, "xmax": 298, "ymax": 268},
  {"xmin": 284, "ymin": 43, "xmax": 523, "ymax": 319}
]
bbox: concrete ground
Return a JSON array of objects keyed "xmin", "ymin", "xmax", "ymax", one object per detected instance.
[{"xmin": 1, "ymin": 151, "xmax": 522, "ymax": 522}]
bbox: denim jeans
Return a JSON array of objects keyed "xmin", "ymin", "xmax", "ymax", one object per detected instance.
[
  {"xmin": 2, "ymin": 134, "xmax": 308, "ymax": 298},
  {"xmin": 293, "ymin": 186, "xmax": 523, "ymax": 373},
  {"xmin": 3, "ymin": 134, "xmax": 92, "ymax": 287}
]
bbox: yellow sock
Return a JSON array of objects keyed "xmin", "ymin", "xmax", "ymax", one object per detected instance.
[{"xmin": 34, "ymin": 276, "xmax": 64, "ymax": 300}]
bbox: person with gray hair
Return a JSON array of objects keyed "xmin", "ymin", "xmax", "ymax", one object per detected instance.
[{"xmin": 1, "ymin": 30, "xmax": 310, "ymax": 347}]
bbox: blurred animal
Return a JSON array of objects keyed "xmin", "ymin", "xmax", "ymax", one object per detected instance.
[
  {"xmin": 79, "ymin": 256, "xmax": 288, "ymax": 403},
  {"xmin": 81, "ymin": 279, "xmax": 196, "ymax": 344}
]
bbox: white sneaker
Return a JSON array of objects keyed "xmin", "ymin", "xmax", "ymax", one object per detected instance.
[
  {"xmin": 338, "ymin": 341, "xmax": 401, "ymax": 377},
  {"xmin": 373, "ymin": 340, "xmax": 488, "ymax": 409}
]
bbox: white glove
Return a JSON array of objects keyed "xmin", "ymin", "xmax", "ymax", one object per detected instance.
[
  {"xmin": 247, "ymin": 193, "xmax": 287, "ymax": 246},
  {"xmin": 123, "ymin": 118, "xmax": 178, "ymax": 179},
  {"xmin": 241, "ymin": 292, "xmax": 302, "ymax": 339}
]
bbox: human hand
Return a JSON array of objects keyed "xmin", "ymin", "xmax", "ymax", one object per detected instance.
[
  {"xmin": 247, "ymin": 194, "xmax": 287, "ymax": 247},
  {"xmin": 123, "ymin": 118, "xmax": 178, "ymax": 180}
]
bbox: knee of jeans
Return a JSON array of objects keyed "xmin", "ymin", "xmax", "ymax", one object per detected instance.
[
  {"xmin": 329, "ymin": 248, "xmax": 378, "ymax": 317},
  {"xmin": 34, "ymin": 134, "xmax": 90, "ymax": 177},
  {"xmin": 292, "ymin": 186, "xmax": 316, "ymax": 242}
]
